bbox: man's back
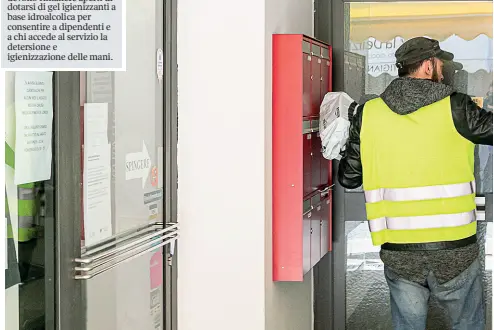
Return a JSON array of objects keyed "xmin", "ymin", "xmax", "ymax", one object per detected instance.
[{"xmin": 338, "ymin": 76, "xmax": 493, "ymax": 284}]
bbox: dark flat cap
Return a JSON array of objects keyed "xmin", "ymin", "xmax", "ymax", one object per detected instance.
[{"xmin": 395, "ymin": 37, "xmax": 454, "ymax": 68}]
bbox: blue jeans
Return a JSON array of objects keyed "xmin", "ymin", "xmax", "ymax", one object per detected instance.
[{"xmin": 384, "ymin": 258, "xmax": 485, "ymax": 330}]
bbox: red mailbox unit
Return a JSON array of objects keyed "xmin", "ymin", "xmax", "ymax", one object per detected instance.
[{"xmin": 273, "ymin": 34, "xmax": 333, "ymax": 282}]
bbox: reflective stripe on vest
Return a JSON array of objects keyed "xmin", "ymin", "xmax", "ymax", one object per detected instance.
[
  {"xmin": 6, "ymin": 136, "xmax": 38, "ymax": 242},
  {"xmin": 368, "ymin": 210, "xmax": 476, "ymax": 233},
  {"xmin": 364, "ymin": 181, "xmax": 476, "ymax": 203}
]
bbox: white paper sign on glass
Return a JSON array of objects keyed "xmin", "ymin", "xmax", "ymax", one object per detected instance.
[
  {"xmin": 87, "ymin": 72, "xmax": 114, "ymax": 103},
  {"xmin": 83, "ymin": 103, "xmax": 113, "ymax": 246},
  {"xmin": 84, "ymin": 103, "xmax": 109, "ymax": 147},
  {"xmin": 83, "ymin": 143, "xmax": 113, "ymax": 246},
  {"xmin": 14, "ymin": 72, "xmax": 54, "ymax": 185}
]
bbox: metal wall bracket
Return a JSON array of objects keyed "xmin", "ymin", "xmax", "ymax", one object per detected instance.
[
  {"xmin": 476, "ymin": 196, "xmax": 487, "ymax": 221},
  {"xmin": 74, "ymin": 222, "xmax": 179, "ymax": 280}
]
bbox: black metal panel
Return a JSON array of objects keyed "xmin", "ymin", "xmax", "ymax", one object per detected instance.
[
  {"xmin": 344, "ymin": 193, "xmax": 366, "ymax": 221},
  {"xmin": 329, "ymin": 0, "xmax": 348, "ymax": 328},
  {"xmin": 54, "ymin": 72, "xmax": 84, "ymax": 330},
  {"xmin": 313, "ymin": 253, "xmax": 334, "ymax": 330},
  {"xmin": 314, "ymin": 0, "xmax": 332, "ymax": 45},
  {"xmin": 163, "ymin": 0, "xmax": 178, "ymax": 328},
  {"xmin": 313, "ymin": 1, "xmax": 334, "ymax": 329},
  {"xmin": 486, "ymin": 193, "xmax": 493, "ymax": 222},
  {"xmin": 43, "ymin": 73, "xmax": 57, "ymax": 330}
]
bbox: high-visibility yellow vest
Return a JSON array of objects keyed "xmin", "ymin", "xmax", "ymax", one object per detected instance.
[
  {"xmin": 5, "ymin": 142, "xmax": 38, "ymax": 242},
  {"xmin": 361, "ymin": 97, "xmax": 476, "ymax": 246}
]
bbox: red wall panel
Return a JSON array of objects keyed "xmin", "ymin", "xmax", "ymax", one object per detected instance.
[
  {"xmin": 273, "ymin": 34, "xmax": 304, "ymax": 281},
  {"xmin": 273, "ymin": 34, "xmax": 333, "ymax": 282}
]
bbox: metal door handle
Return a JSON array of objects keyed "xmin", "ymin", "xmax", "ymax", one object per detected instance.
[
  {"xmin": 74, "ymin": 222, "xmax": 179, "ymax": 280},
  {"xmin": 82, "ymin": 221, "xmax": 165, "ymax": 254},
  {"xmin": 75, "ymin": 231, "xmax": 177, "ymax": 271},
  {"xmin": 77, "ymin": 223, "xmax": 178, "ymax": 264},
  {"xmin": 75, "ymin": 236, "xmax": 178, "ymax": 280}
]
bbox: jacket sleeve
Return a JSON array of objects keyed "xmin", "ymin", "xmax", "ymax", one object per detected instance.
[
  {"xmin": 450, "ymin": 92, "xmax": 493, "ymax": 146},
  {"xmin": 337, "ymin": 103, "xmax": 364, "ymax": 189}
]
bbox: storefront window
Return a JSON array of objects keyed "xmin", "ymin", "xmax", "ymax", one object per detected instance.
[{"xmin": 343, "ymin": 2, "xmax": 493, "ymax": 329}]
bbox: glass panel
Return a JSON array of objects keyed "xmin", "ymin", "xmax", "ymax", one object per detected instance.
[
  {"xmin": 80, "ymin": 0, "xmax": 165, "ymax": 329},
  {"xmin": 343, "ymin": 2, "xmax": 492, "ymax": 329},
  {"xmin": 345, "ymin": 221, "xmax": 493, "ymax": 329},
  {"xmin": 345, "ymin": 221, "xmax": 390, "ymax": 329},
  {"xmin": 5, "ymin": 71, "xmax": 55, "ymax": 329},
  {"xmin": 346, "ymin": 1, "xmax": 493, "ymax": 196}
]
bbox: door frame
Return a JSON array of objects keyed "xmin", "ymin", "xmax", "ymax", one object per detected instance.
[
  {"xmin": 312, "ymin": 0, "xmax": 493, "ymax": 329},
  {"xmin": 53, "ymin": 0, "xmax": 178, "ymax": 327},
  {"xmin": 54, "ymin": 71, "xmax": 85, "ymax": 330},
  {"xmin": 163, "ymin": 0, "xmax": 179, "ymax": 328}
]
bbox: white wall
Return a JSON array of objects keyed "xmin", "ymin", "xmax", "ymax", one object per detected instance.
[
  {"xmin": 264, "ymin": 0, "xmax": 314, "ymax": 327},
  {"xmin": 177, "ymin": 0, "xmax": 314, "ymax": 328}
]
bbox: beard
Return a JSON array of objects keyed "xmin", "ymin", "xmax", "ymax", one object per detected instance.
[
  {"xmin": 441, "ymin": 62, "xmax": 455, "ymax": 86},
  {"xmin": 431, "ymin": 61, "xmax": 441, "ymax": 83}
]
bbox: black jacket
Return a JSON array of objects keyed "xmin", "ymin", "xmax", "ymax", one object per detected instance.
[{"xmin": 338, "ymin": 79, "xmax": 493, "ymax": 190}]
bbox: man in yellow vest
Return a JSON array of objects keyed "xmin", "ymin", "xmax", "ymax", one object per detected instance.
[{"xmin": 338, "ymin": 37, "xmax": 492, "ymax": 330}]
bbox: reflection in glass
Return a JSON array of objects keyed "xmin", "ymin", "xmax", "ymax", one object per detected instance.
[
  {"xmin": 344, "ymin": 2, "xmax": 492, "ymax": 329},
  {"xmin": 346, "ymin": 221, "xmax": 391, "ymax": 329},
  {"xmin": 5, "ymin": 71, "xmax": 55, "ymax": 330},
  {"xmin": 346, "ymin": 222, "xmax": 493, "ymax": 330},
  {"xmin": 80, "ymin": 2, "xmax": 166, "ymax": 326}
]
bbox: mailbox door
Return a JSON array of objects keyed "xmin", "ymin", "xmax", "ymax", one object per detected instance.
[
  {"xmin": 303, "ymin": 133, "xmax": 312, "ymax": 196},
  {"xmin": 311, "ymin": 132, "xmax": 323, "ymax": 190},
  {"xmin": 303, "ymin": 53, "xmax": 312, "ymax": 118},
  {"xmin": 320, "ymin": 195, "xmax": 330, "ymax": 257},
  {"xmin": 321, "ymin": 158, "xmax": 330, "ymax": 189},
  {"xmin": 310, "ymin": 56, "xmax": 322, "ymax": 118},
  {"xmin": 310, "ymin": 196, "xmax": 322, "ymax": 269},
  {"xmin": 303, "ymin": 198, "xmax": 312, "ymax": 275}
]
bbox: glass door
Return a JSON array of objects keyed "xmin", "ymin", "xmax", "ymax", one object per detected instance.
[
  {"xmin": 75, "ymin": 0, "xmax": 177, "ymax": 329},
  {"xmin": 314, "ymin": 1, "xmax": 493, "ymax": 329}
]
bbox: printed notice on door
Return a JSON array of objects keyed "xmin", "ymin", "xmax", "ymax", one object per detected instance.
[
  {"xmin": 1, "ymin": 0, "xmax": 124, "ymax": 70},
  {"xmin": 14, "ymin": 72, "xmax": 53, "ymax": 185},
  {"xmin": 84, "ymin": 143, "xmax": 112, "ymax": 246},
  {"xmin": 83, "ymin": 103, "xmax": 113, "ymax": 246}
]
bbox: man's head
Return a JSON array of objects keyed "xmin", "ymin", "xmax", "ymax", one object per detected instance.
[{"xmin": 395, "ymin": 37, "xmax": 454, "ymax": 82}]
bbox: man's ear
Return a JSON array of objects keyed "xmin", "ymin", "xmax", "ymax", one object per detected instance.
[{"xmin": 423, "ymin": 60, "xmax": 433, "ymax": 76}]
